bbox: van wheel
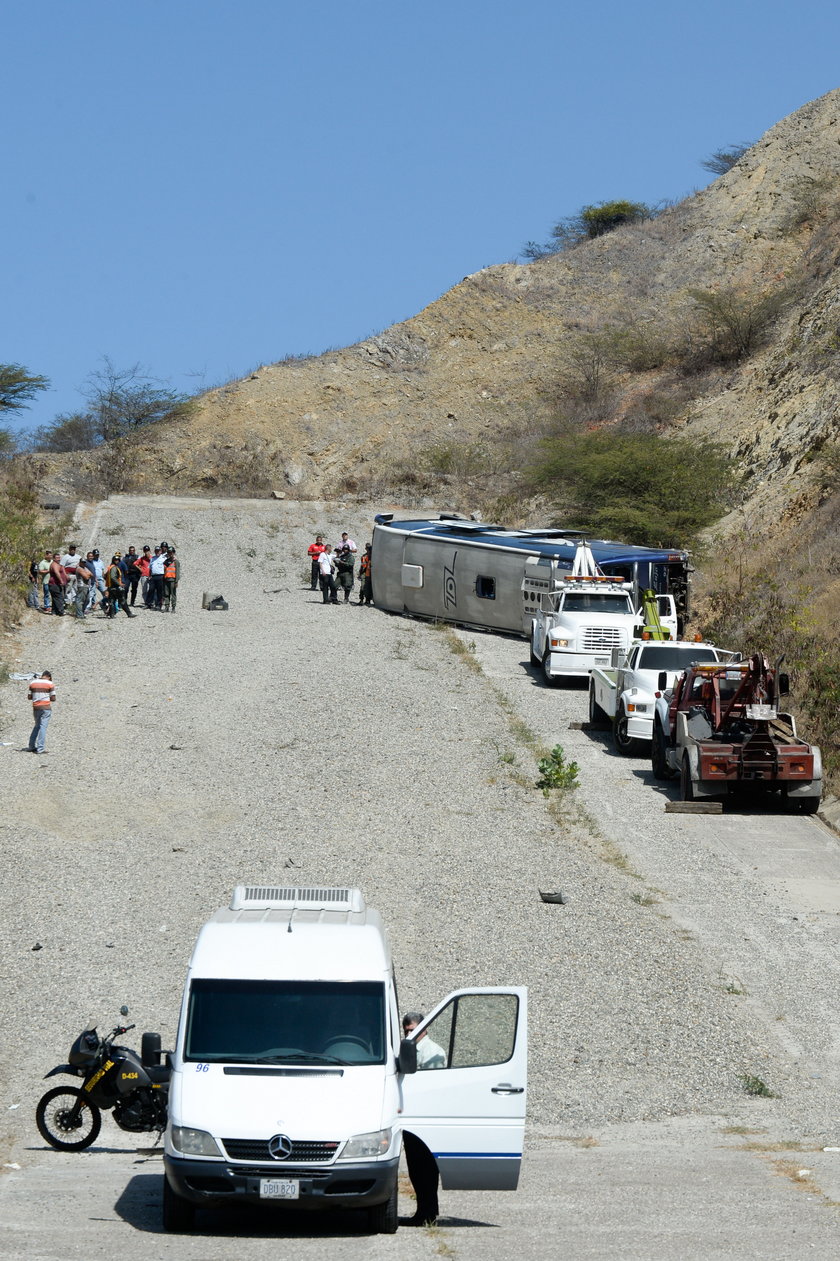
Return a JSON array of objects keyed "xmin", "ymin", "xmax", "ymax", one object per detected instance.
[
  {"xmin": 162, "ymin": 1176, "xmax": 195, "ymax": 1233},
  {"xmin": 680, "ymin": 754, "xmax": 695, "ymax": 802},
  {"xmin": 368, "ymin": 1175, "xmax": 398, "ymax": 1234}
]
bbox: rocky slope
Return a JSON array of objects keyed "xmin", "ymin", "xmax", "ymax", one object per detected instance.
[{"xmin": 59, "ymin": 88, "xmax": 832, "ymax": 514}]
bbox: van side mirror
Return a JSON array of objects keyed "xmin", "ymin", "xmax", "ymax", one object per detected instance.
[
  {"xmin": 658, "ymin": 671, "xmax": 667, "ymax": 691},
  {"xmin": 778, "ymin": 672, "xmax": 790, "ymax": 697},
  {"xmin": 398, "ymin": 1038, "xmax": 418, "ymax": 1075}
]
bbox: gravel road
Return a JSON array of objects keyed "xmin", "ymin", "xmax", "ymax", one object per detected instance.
[{"xmin": 2, "ymin": 494, "xmax": 840, "ymax": 1256}]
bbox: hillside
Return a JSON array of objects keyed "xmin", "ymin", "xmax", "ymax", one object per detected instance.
[{"xmin": 41, "ymin": 87, "xmax": 838, "ymax": 519}]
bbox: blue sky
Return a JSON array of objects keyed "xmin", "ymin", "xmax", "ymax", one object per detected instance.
[{"xmin": 3, "ymin": 0, "xmax": 839, "ymax": 433}]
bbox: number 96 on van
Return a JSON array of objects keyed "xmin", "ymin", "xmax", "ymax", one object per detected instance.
[{"xmin": 260, "ymin": 1178, "xmax": 299, "ymax": 1200}]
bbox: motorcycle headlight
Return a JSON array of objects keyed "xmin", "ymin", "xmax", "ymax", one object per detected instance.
[
  {"xmin": 338, "ymin": 1128, "xmax": 393, "ymax": 1160},
  {"xmin": 170, "ymin": 1126, "xmax": 222, "ymax": 1157}
]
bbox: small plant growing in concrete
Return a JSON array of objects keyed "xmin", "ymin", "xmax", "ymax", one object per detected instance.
[
  {"xmin": 740, "ymin": 1074, "xmax": 777, "ymax": 1098},
  {"xmin": 536, "ymin": 745, "xmax": 579, "ymax": 797}
]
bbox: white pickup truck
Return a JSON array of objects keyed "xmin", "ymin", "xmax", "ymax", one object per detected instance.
[
  {"xmin": 588, "ymin": 640, "xmax": 734, "ymax": 754},
  {"xmin": 528, "ymin": 577, "xmax": 678, "ymax": 685}
]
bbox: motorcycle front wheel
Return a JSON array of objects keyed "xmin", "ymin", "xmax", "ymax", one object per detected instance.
[{"xmin": 36, "ymin": 1086, "xmax": 102, "ymax": 1151}]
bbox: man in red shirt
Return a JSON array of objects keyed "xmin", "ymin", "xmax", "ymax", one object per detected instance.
[
  {"xmin": 48, "ymin": 554, "xmax": 68, "ymax": 617},
  {"xmin": 307, "ymin": 535, "xmax": 327, "ymax": 591},
  {"xmin": 28, "ymin": 671, "xmax": 56, "ymax": 754}
]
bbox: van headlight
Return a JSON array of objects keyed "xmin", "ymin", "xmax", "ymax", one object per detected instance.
[
  {"xmin": 170, "ymin": 1125, "xmax": 222, "ymax": 1157},
  {"xmin": 338, "ymin": 1128, "xmax": 392, "ymax": 1160}
]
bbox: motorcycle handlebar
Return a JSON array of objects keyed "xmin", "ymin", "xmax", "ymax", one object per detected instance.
[{"xmin": 109, "ymin": 1023, "xmax": 136, "ymax": 1038}]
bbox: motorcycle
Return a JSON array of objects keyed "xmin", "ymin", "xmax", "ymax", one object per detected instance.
[{"xmin": 36, "ymin": 1006, "xmax": 169, "ymax": 1151}]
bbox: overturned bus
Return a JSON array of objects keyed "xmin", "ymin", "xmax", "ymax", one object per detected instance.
[{"xmin": 370, "ymin": 514, "xmax": 691, "ymax": 638}]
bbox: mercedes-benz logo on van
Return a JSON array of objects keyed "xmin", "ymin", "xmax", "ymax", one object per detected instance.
[{"xmin": 268, "ymin": 1133, "xmax": 294, "ymax": 1160}]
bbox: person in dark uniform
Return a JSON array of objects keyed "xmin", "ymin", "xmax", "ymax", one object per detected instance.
[{"xmin": 400, "ymin": 1011, "xmax": 441, "ymax": 1225}]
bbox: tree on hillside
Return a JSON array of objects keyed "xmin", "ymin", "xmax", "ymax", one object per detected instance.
[
  {"xmin": 0, "ymin": 362, "xmax": 49, "ymax": 458},
  {"xmin": 700, "ymin": 143, "xmax": 751, "ymax": 176},
  {"xmin": 0, "ymin": 363, "xmax": 49, "ymax": 414},
  {"xmin": 523, "ymin": 200, "xmax": 656, "ymax": 259},
  {"xmin": 29, "ymin": 358, "xmax": 196, "ymax": 453},
  {"xmin": 529, "ymin": 430, "xmax": 733, "ymax": 548}
]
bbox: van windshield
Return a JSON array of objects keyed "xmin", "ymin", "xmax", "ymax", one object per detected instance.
[{"xmin": 184, "ymin": 979, "xmax": 387, "ymax": 1065}]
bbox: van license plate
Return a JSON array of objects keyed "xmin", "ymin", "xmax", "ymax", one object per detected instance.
[{"xmin": 260, "ymin": 1178, "xmax": 299, "ymax": 1200}]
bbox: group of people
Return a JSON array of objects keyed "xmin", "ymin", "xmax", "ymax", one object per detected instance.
[
  {"xmin": 307, "ymin": 532, "xmax": 373, "ymax": 606},
  {"xmin": 27, "ymin": 543, "xmax": 181, "ymax": 619}
]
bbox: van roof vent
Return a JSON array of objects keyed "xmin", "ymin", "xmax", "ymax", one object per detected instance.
[{"xmin": 229, "ymin": 886, "xmax": 365, "ymax": 913}]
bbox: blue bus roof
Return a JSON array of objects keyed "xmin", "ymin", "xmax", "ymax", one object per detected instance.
[{"xmin": 373, "ymin": 516, "xmax": 687, "ymax": 566}]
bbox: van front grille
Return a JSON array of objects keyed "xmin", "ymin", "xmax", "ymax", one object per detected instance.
[{"xmin": 222, "ymin": 1138, "xmax": 340, "ymax": 1162}]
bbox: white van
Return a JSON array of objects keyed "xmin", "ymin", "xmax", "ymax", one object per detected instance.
[{"xmin": 163, "ymin": 886, "xmax": 527, "ymax": 1232}]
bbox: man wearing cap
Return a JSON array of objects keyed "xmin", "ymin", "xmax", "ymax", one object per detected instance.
[
  {"xmin": 162, "ymin": 548, "xmax": 180, "ymax": 612},
  {"xmin": 149, "ymin": 546, "xmax": 166, "ymax": 610},
  {"xmin": 105, "ymin": 554, "xmax": 135, "ymax": 618},
  {"xmin": 60, "ymin": 544, "xmax": 80, "ymax": 604},
  {"xmin": 137, "ymin": 546, "xmax": 152, "ymax": 606},
  {"xmin": 334, "ymin": 545, "xmax": 355, "ymax": 603},
  {"xmin": 28, "ymin": 671, "xmax": 56, "ymax": 754},
  {"xmin": 74, "ymin": 554, "xmax": 94, "ymax": 619}
]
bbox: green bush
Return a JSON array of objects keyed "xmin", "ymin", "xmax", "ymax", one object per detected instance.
[
  {"xmin": 523, "ymin": 200, "xmax": 656, "ymax": 258},
  {"xmin": 677, "ymin": 284, "xmax": 794, "ymax": 371},
  {"xmin": 530, "ymin": 430, "xmax": 733, "ymax": 548}
]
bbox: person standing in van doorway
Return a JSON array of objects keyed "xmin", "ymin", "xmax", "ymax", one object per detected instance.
[
  {"xmin": 400, "ymin": 1011, "xmax": 445, "ymax": 1226},
  {"xmin": 28, "ymin": 671, "xmax": 56, "ymax": 754},
  {"xmin": 162, "ymin": 549, "xmax": 180, "ymax": 612}
]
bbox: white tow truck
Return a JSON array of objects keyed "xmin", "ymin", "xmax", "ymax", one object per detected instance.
[
  {"xmin": 588, "ymin": 639, "xmax": 735, "ymax": 754},
  {"xmin": 528, "ymin": 543, "xmax": 678, "ymax": 685}
]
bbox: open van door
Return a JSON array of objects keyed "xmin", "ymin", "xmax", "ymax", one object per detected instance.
[{"xmin": 399, "ymin": 987, "xmax": 527, "ymax": 1190}]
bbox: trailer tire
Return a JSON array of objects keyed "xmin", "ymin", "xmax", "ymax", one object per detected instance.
[
  {"xmin": 680, "ymin": 753, "xmax": 695, "ymax": 802},
  {"xmin": 542, "ymin": 650, "xmax": 559, "ymax": 688},
  {"xmin": 651, "ymin": 721, "xmax": 673, "ymax": 781}
]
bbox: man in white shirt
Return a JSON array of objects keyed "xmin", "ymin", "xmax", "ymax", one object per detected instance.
[
  {"xmin": 339, "ymin": 532, "xmax": 357, "ymax": 553},
  {"xmin": 317, "ymin": 547, "xmax": 338, "ymax": 604},
  {"xmin": 61, "ymin": 545, "xmax": 80, "ymax": 603},
  {"xmin": 149, "ymin": 547, "xmax": 166, "ymax": 610}
]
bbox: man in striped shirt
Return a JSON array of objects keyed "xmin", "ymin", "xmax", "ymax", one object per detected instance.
[{"xmin": 28, "ymin": 672, "xmax": 56, "ymax": 755}]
